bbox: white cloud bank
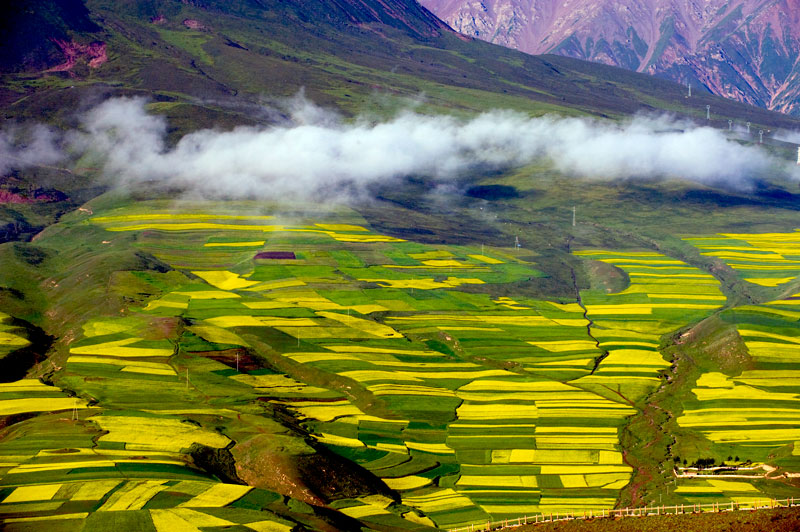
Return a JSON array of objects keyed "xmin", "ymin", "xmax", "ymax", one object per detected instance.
[{"xmin": 3, "ymin": 95, "xmax": 794, "ymax": 197}]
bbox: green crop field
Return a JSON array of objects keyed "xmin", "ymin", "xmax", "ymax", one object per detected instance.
[{"xmin": 3, "ymin": 199, "xmax": 796, "ymax": 530}]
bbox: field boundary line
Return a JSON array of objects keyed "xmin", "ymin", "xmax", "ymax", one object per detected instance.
[{"xmin": 447, "ymin": 497, "xmax": 798, "ymax": 531}]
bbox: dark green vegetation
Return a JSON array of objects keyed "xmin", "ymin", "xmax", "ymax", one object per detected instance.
[{"xmin": 1, "ymin": 0, "xmax": 800, "ymax": 530}]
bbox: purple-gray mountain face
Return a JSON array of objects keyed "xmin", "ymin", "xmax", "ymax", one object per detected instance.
[{"xmin": 420, "ymin": 0, "xmax": 800, "ymax": 115}]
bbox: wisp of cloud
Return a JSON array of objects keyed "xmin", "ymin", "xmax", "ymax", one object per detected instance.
[
  {"xmin": 5, "ymin": 95, "xmax": 788, "ymax": 197},
  {"xmin": 0, "ymin": 124, "xmax": 64, "ymax": 175}
]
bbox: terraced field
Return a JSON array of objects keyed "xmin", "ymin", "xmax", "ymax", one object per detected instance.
[
  {"xmin": 1, "ymin": 203, "xmax": 798, "ymax": 530},
  {"xmin": 0, "ymin": 313, "xmax": 29, "ymax": 361},
  {"xmin": 663, "ymin": 232, "xmax": 800, "ymax": 505},
  {"xmin": 573, "ymin": 251, "xmax": 726, "ymax": 404},
  {"xmin": 685, "ymin": 231, "xmax": 800, "ymax": 288},
  {"xmin": 85, "ymin": 204, "xmax": 637, "ymax": 528}
]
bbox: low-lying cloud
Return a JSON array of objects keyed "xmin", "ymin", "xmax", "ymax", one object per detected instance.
[
  {"xmin": 3, "ymin": 95, "xmax": 793, "ymax": 198},
  {"xmin": 0, "ymin": 124, "xmax": 64, "ymax": 175}
]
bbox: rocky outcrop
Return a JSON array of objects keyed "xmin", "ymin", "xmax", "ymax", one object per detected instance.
[{"xmin": 44, "ymin": 39, "xmax": 107, "ymax": 72}]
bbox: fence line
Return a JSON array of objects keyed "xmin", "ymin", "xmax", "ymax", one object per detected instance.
[{"xmin": 447, "ymin": 497, "xmax": 798, "ymax": 532}]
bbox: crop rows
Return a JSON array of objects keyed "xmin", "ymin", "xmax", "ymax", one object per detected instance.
[
  {"xmin": 2, "ymin": 205, "xmax": 794, "ymax": 529},
  {"xmin": 665, "ymin": 232, "xmax": 800, "ymax": 504},
  {"xmin": 684, "ymin": 230, "xmax": 800, "ymax": 287}
]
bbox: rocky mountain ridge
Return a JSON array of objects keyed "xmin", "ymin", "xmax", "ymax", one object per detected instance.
[{"xmin": 420, "ymin": 0, "xmax": 800, "ymax": 115}]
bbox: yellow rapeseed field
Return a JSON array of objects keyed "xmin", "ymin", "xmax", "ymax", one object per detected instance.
[
  {"xmin": 316, "ymin": 311, "xmax": 402, "ymax": 338},
  {"xmin": 368, "ymin": 384, "xmax": 457, "ymax": 397},
  {"xmin": 70, "ymin": 338, "xmax": 173, "ymax": 358},
  {"xmin": 120, "ymin": 366, "xmax": 176, "ymax": 376},
  {"xmin": 456, "ymin": 403, "xmax": 538, "ymax": 420},
  {"xmin": 536, "ymin": 496, "xmax": 617, "ymax": 509},
  {"xmin": 1, "ymin": 513, "xmax": 90, "ymax": 524},
  {"xmin": 410, "ymin": 250, "xmax": 454, "ymax": 259},
  {"xmin": 93, "ymin": 416, "xmax": 230, "ymax": 452},
  {"xmin": 539, "ymin": 464, "xmax": 631, "ymax": 475},
  {"xmin": 82, "ymin": 320, "xmax": 135, "ymax": 337},
  {"xmin": 240, "ymin": 519, "xmax": 293, "ymax": 532},
  {"xmin": 738, "ymin": 329, "xmax": 800, "ymax": 344},
  {"xmin": 189, "ymin": 325, "xmax": 249, "ymax": 346},
  {"xmin": 0, "ymin": 331, "xmax": 30, "ymax": 347},
  {"xmin": 358, "ymin": 277, "xmax": 484, "ymax": 289},
  {"xmin": 403, "ymin": 489, "xmax": 477, "ymax": 512},
  {"xmin": 179, "ymin": 483, "xmax": 253, "ymax": 508},
  {"xmin": 203, "ymin": 241, "xmax": 265, "ymax": 247},
  {"xmin": 0, "ymin": 380, "xmax": 53, "ymax": 393},
  {"xmin": 71, "ymin": 480, "xmax": 121, "ymax": 501},
  {"xmin": 174, "ymin": 290, "xmax": 241, "ymax": 299},
  {"xmin": 339, "ymin": 503, "xmax": 391, "ymax": 519},
  {"xmin": 744, "ymin": 277, "xmax": 797, "ymax": 286},
  {"xmin": 0, "ymin": 397, "xmax": 91, "ymax": 416},
  {"xmin": 150, "ymin": 508, "xmax": 234, "ymax": 530},
  {"xmin": 457, "ymin": 475, "xmax": 538, "ymax": 488},
  {"xmin": 244, "ymin": 279, "xmax": 306, "ymax": 291},
  {"xmin": 388, "ymin": 315, "xmax": 558, "ymax": 326},
  {"xmin": 69, "ymin": 355, "xmax": 174, "ymax": 371},
  {"xmin": 191, "ymin": 270, "xmax": 260, "ymax": 290},
  {"xmin": 95, "ymin": 480, "xmax": 169, "ymax": 511},
  {"xmin": 326, "ymin": 345, "xmax": 438, "ymax": 355},
  {"xmin": 315, "ymin": 433, "xmax": 365, "ymax": 448},
  {"xmin": 468, "ymin": 254, "xmax": 503, "ymax": 264},
  {"xmin": 574, "ymin": 251, "xmax": 662, "ymax": 257},
  {"xmin": 205, "ymin": 316, "xmax": 318, "ymax": 328},
  {"xmin": 599, "ymin": 349, "xmax": 669, "ymax": 367},
  {"xmin": 459, "ymin": 380, "xmax": 581, "ymax": 392},
  {"xmin": 406, "ymin": 442, "xmax": 454, "ymax": 454},
  {"xmin": 2, "ymin": 484, "xmax": 62, "ymax": 503},
  {"xmin": 104, "ymin": 222, "xmax": 283, "ymax": 232},
  {"xmin": 527, "ymin": 340, "xmax": 598, "ymax": 352},
  {"xmin": 707, "ymin": 480, "xmax": 760, "ymax": 492},
  {"xmin": 323, "ymin": 232, "xmax": 405, "ymax": 243},
  {"xmin": 383, "ymin": 476, "xmax": 432, "ymax": 490},
  {"xmin": 92, "ymin": 213, "xmax": 275, "ymax": 223},
  {"xmin": 290, "ymin": 401, "xmax": 366, "ymax": 422},
  {"xmin": 314, "ymin": 223, "xmax": 368, "ymax": 232}
]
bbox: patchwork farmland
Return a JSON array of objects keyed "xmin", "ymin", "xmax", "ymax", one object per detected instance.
[
  {"xmin": 0, "ymin": 202, "xmax": 798, "ymax": 530},
  {"xmin": 665, "ymin": 232, "xmax": 800, "ymax": 505},
  {"xmin": 685, "ymin": 231, "xmax": 800, "ymax": 288}
]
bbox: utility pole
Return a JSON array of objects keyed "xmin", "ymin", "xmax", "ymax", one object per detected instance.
[
  {"xmin": 706, "ymin": 105, "xmax": 710, "ymax": 120},
  {"xmin": 572, "ymin": 206, "xmax": 576, "ymax": 227},
  {"xmin": 728, "ymin": 120, "xmax": 733, "ymax": 131},
  {"xmin": 688, "ymin": 83, "xmax": 691, "ymax": 97},
  {"xmin": 514, "ymin": 235, "xmax": 520, "ymax": 251},
  {"xmin": 746, "ymin": 122, "xmax": 751, "ymax": 134},
  {"xmin": 759, "ymin": 130, "xmax": 764, "ymax": 144}
]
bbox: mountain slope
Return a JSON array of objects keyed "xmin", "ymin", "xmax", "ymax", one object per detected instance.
[
  {"xmin": 3, "ymin": 0, "xmax": 800, "ymax": 133},
  {"xmin": 420, "ymin": 0, "xmax": 800, "ymax": 115}
]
